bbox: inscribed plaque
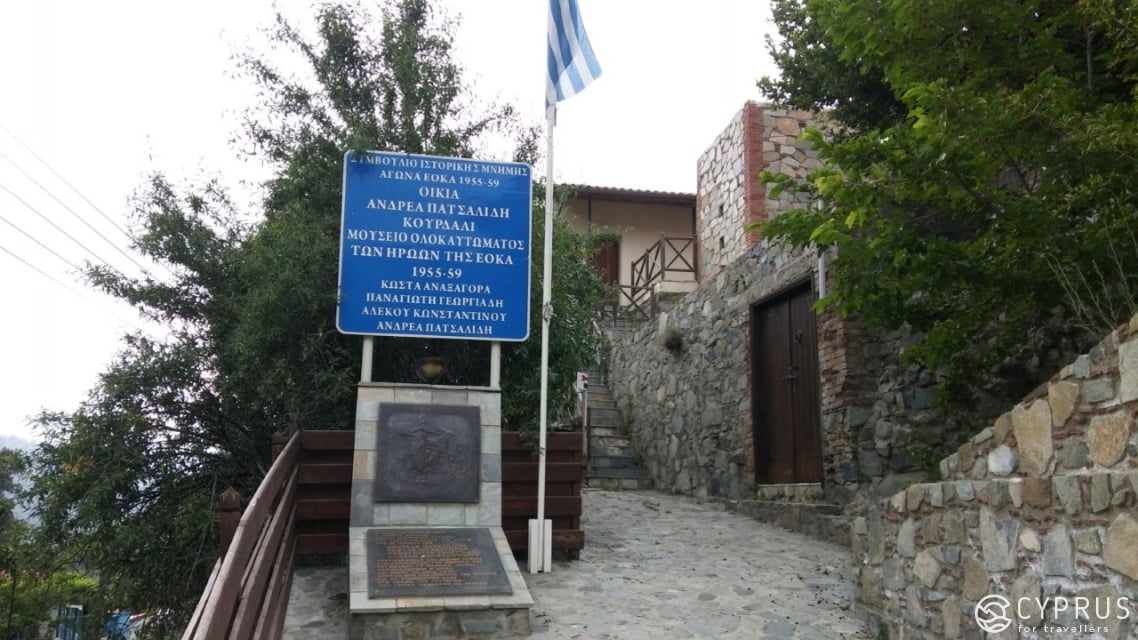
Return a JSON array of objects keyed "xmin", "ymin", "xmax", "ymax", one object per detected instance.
[
  {"xmin": 374, "ymin": 403, "xmax": 480, "ymax": 503},
  {"xmin": 366, "ymin": 528, "xmax": 512, "ymax": 597}
]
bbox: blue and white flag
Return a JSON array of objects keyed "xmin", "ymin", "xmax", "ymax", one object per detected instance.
[{"xmin": 546, "ymin": 0, "xmax": 602, "ymax": 119}]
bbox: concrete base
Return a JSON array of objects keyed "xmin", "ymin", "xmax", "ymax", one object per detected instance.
[
  {"xmin": 345, "ymin": 523, "xmax": 532, "ymax": 637},
  {"xmin": 348, "ymin": 526, "xmax": 532, "ymax": 615},
  {"xmin": 349, "ymin": 607, "xmax": 530, "ymax": 640}
]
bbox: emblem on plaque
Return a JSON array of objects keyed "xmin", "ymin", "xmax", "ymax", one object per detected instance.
[{"xmin": 374, "ymin": 403, "xmax": 480, "ymax": 503}]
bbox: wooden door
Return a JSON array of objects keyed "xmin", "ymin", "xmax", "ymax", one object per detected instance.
[
  {"xmin": 592, "ymin": 239, "xmax": 620, "ymax": 285},
  {"xmin": 751, "ymin": 284, "xmax": 823, "ymax": 484}
]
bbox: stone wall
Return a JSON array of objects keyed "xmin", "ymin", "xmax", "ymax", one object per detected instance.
[
  {"xmin": 851, "ymin": 315, "xmax": 1138, "ymax": 639},
  {"xmin": 610, "ymin": 101, "xmax": 1003, "ymax": 500},
  {"xmin": 609, "ymin": 237, "xmax": 818, "ymax": 499},
  {"xmin": 695, "ymin": 102, "xmax": 820, "ymax": 278}
]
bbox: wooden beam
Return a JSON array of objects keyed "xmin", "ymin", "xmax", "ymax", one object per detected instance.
[
  {"xmin": 296, "ymin": 532, "xmax": 349, "ymax": 556},
  {"xmin": 504, "ymin": 528, "xmax": 584, "ymax": 550},
  {"xmin": 295, "ymin": 499, "xmax": 351, "ymax": 521},
  {"xmin": 297, "ymin": 462, "xmax": 352, "ymax": 484},
  {"xmin": 501, "ymin": 496, "xmax": 581, "ymax": 517},
  {"xmin": 501, "ymin": 462, "xmax": 582, "ymax": 483},
  {"xmin": 300, "ymin": 430, "xmax": 355, "ymax": 450}
]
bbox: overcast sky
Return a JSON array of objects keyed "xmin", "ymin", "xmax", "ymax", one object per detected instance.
[{"xmin": 0, "ymin": 0, "xmax": 778, "ymax": 442}]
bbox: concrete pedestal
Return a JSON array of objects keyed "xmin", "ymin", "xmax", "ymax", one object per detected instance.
[{"xmin": 348, "ymin": 383, "xmax": 533, "ymax": 639}]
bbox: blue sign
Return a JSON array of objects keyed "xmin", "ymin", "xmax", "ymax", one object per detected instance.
[{"xmin": 337, "ymin": 151, "xmax": 532, "ymax": 341}]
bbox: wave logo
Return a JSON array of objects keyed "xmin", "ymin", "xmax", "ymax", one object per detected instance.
[{"xmin": 975, "ymin": 594, "xmax": 1014, "ymax": 633}]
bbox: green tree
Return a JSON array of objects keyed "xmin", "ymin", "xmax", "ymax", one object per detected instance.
[
  {"xmin": 758, "ymin": 0, "xmax": 1138, "ymax": 399},
  {"xmin": 26, "ymin": 0, "xmax": 608, "ymax": 623},
  {"xmin": 2, "ymin": 449, "xmax": 99, "ymax": 639}
]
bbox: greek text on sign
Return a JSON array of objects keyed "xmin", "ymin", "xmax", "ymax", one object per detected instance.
[{"xmin": 337, "ymin": 151, "xmax": 532, "ymax": 340}]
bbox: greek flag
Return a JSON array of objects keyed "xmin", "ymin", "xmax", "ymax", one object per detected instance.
[{"xmin": 546, "ymin": 0, "xmax": 602, "ymax": 119}]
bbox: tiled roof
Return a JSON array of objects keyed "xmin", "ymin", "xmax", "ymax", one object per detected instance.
[{"xmin": 562, "ymin": 183, "xmax": 695, "ymax": 207}]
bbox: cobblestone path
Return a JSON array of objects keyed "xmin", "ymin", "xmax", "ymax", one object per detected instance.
[
  {"xmin": 283, "ymin": 489, "xmax": 869, "ymax": 639},
  {"xmin": 526, "ymin": 489, "xmax": 868, "ymax": 639}
]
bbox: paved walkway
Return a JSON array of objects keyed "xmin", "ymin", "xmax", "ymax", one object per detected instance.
[{"xmin": 284, "ymin": 489, "xmax": 868, "ymax": 639}]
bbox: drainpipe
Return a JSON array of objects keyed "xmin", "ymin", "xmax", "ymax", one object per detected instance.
[
  {"xmin": 690, "ymin": 203, "xmax": 699, "ymax": 281},
  {"xmin": 818, "ymin": 250, "xmax": 827, "ymax": 298},
  {"xmin": 815, "ymin": 199, "xmax": 827, "ymax": 298}
]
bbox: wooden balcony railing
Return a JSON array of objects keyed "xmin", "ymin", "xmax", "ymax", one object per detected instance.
[
  {"xmin": 593, "ymin": 235, "xmax": 698, "ymax": 328},
  {"xmin": 629, "ymin": 235, "xmax": 696, "ymax": 291}
]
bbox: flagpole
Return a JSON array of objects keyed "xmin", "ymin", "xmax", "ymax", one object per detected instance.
[
  {"xmin": 535, "ymin": 0, "xmax": 601, "ymax": 575},
  {"xmin": 531, "ymin": 103, "xmax": 556, "ymax": 574}
]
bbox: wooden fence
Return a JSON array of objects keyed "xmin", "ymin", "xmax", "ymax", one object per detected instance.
[
  {"xmin": 181, "ymin": 429, "xmax": 353, "ymax": 640},
  {"xmin": 501, "ymin": 431, "xmax": 585, "ymax": 558},
  {"xmin": 183, "ymin": 427, "xmax": 581, "ymax": 637}
]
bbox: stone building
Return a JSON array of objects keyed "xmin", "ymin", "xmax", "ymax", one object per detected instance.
[
  {"xmin": 605, "ymin": 102, "xmax": 1011, "ymax": 505},
  {"xmin": 600, "ymin": 100, "xmax": 1138, "ymax": 638}
]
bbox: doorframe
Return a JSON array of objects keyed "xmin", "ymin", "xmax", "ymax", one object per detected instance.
[{"xmin": 747, "ymin": 277, "xmax": 825, "ymax": 486}]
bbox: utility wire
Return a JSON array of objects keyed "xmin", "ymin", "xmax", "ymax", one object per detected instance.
[
  {"xmin": 0, "ymin": 148, "xmax": 155, "ymax": 277},
  {"xmin": 0, "ymin": 180, "xmax": 119, "ymax": 274},
  {"xmin": 0, "ymin": 244, "xmax": 151, "ymax": 335},
  {"xmin": 0, "ymin": 207, "xmax": 86, "ymax": 273},
  {"xmin": 0, "ymin": 120, "xmax": 177, "ymax": 279},
  {"xmin": 0, "ymin": 121, "xmax": 135, "ymax": 243}
]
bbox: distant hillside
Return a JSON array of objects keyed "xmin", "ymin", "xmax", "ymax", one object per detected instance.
[
  {"xmin": 1, "ymin": 433, "xmax": 36, "ymax": 452},
  {"xmin": 1, "ymin": 433, "xmax": 37, "ymax": 522}
]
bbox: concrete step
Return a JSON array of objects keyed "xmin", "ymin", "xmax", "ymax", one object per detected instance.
[
  {"xmin": 588, "ymin": 408, "xmax": 621, "ymax": 427},
  {"xmin": 587, "ymin": 426, "xmax": 624, "ymax": 438},
  {"xmin": 590, "ymin": 443, "xmax": 635, "ymax": 458},
  {"xmin": 589, "ymin": 436, "xmax": 634, "ymax": 455},
  {"xmin": 589, "ymin": 455, "xmax": 642, "ymax": 470},
  {"xmin": 587, "ymin": 465, "xmax": 650, "ymax": 478},
  {"xmin": 586, "ymin": 476, "xmax": 654, "ymax": 490},
  {"xmin": 586, "ymin": 398, "xmax": 617, "ymax": 410},
  {"xmin": 723, "ymin": 500, "xmax": 850, "ymax": 548}
]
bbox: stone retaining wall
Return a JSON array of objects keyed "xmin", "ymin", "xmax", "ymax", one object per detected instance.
[
  {"xmin": 610, "ymin": 238, "xmax": 815, "ymax": 499},
  {"xmin": 852, "ymin": 315, "xmax": 1138, "ymax": 639}
]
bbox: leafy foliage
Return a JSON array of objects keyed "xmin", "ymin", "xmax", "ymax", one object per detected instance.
[
  {"xmin": 2, "ymin": 449, "xmax": 100, "ymax": 639},
  {"xmin": 758, "ymin": 0, "xmax": 1138, "ymax": 397},
  {"xmin": 24, "ymin": 0, "xmax": 606, "ymax": 623}
]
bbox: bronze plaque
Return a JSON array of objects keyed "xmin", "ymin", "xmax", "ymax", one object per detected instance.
[
  {"xmin": 366, "ymin": 528, "xmax": 513, "ymax": 597},
  {"xmin": 375, "ymin": 403, "xmax": 480, "ymax": 503}
]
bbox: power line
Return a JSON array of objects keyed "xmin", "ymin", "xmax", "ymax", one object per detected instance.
[
  {"xmin": 0, "ymin": 180, "xmax": 119, "ymax": 274},
  {"xmin": 0, "ymin": 205, "xmax": 86, "ymax": 274},
  {"xmin": 0, "ymin": 243, "xmax": 152, "ymax": 335},
  {"xmin": 0, "ymin": 147, "xmax": 155, "ymax": 277},
  {"xmin": 0, "ymin": 121, "xmax": 136, "ymax": 244}
]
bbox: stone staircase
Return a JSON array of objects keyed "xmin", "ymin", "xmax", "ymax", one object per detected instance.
[{"xmin": 585, "ymin": 380, "xmax": 653, "ymax": 490}]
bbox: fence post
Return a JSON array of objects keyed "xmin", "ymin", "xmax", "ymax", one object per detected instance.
[
  {"xmin": 271, "ymin": 431, "xmax": 285, "ymax": 462},
  {"xmin": 218, "ymin": 487, "xmax": 242, "ymax": 557}
]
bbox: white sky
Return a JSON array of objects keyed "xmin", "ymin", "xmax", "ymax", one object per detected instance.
[{"xmin": 0, "ymin": 0, "xmax": 778, "ymax": 441}]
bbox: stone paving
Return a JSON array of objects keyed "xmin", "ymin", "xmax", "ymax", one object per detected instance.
[{"xmin": 283, "ymin": 489, "xmax": 869, "ymax": 639}]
